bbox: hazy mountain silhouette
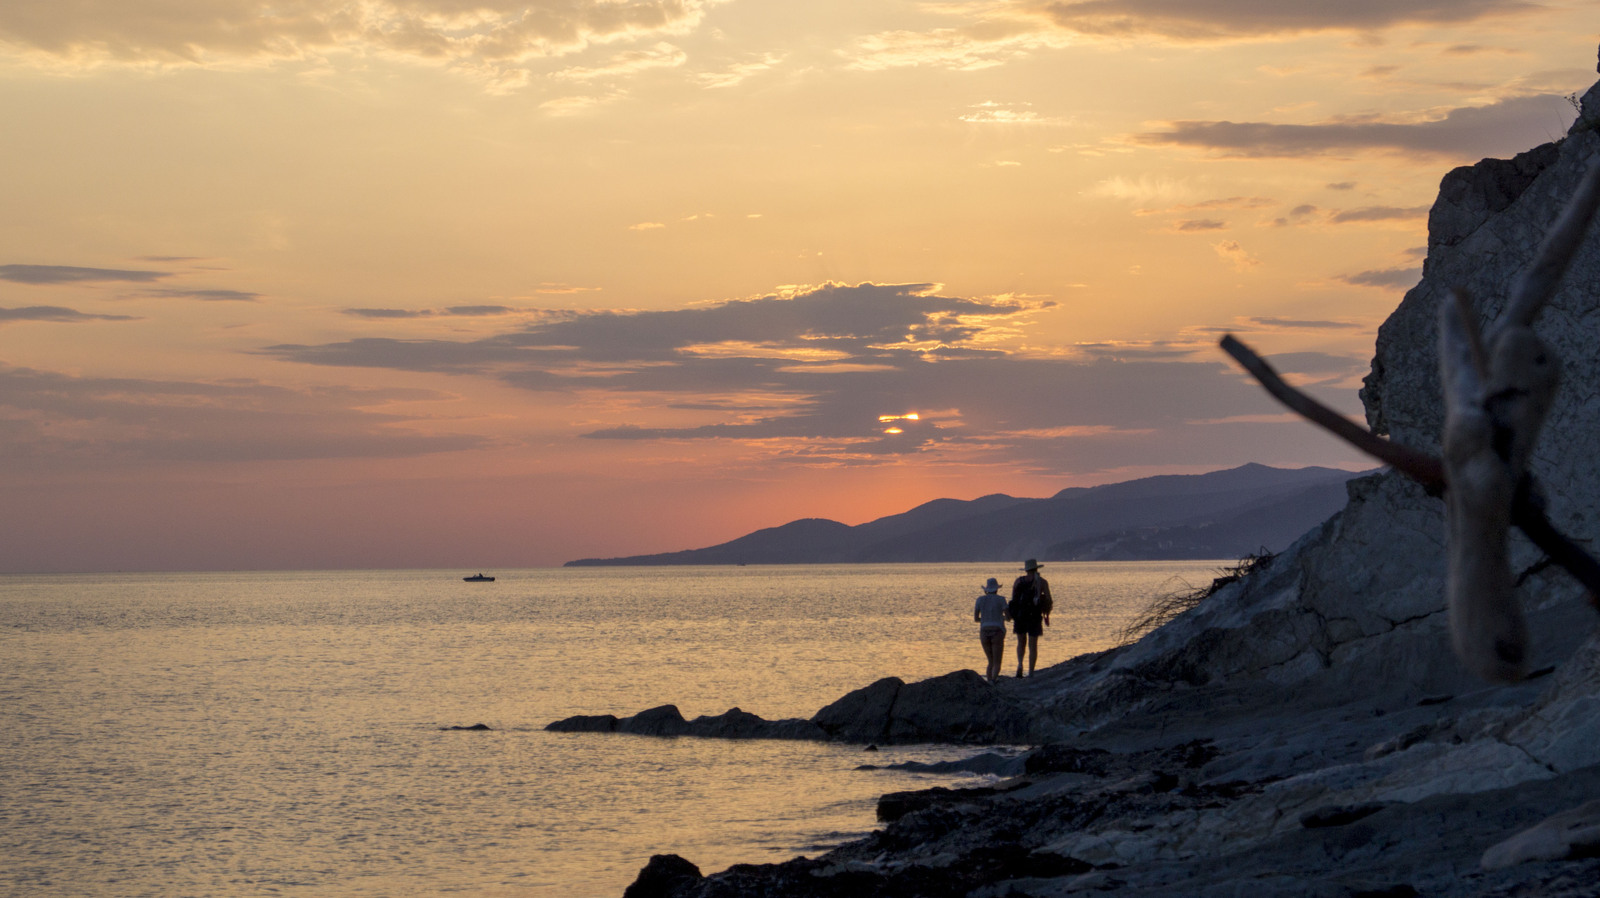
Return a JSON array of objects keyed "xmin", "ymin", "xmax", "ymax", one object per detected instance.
[{"xmin": 565, "ymin": 464, "xmax": 1365, "ymax": 566}]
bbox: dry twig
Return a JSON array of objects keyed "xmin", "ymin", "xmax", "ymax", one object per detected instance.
[
  {"xmin": 1117, "ymin": 552, "xmax": 1274, "ymax": 647},
  {"xmin": 1439, "ymin": 291, "xmax": 1538, "ymax": 680},
  {"xmin": 1218, "ymin": 336, "xmax": 1443, "ymax": 490}
]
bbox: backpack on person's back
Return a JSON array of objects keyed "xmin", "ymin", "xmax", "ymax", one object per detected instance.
[{"xmin": 1008, "ymin": 578, "xmax": 1037, "ymax": 623}]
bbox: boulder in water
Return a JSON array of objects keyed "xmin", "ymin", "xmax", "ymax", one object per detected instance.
[
  {"xmin": 811, "ymin": 670, "xmax": 1032, "ymax": 744},
  {"xmin": 544, "ymin": 713, "xmax": 620, "ymax": 733},
  {"xmin": 622, "ymin": 854, "xmax": 702, "ymax": 898}
]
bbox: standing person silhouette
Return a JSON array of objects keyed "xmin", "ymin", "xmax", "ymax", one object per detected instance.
[
  {"xmin": 1010, "ymin": 559, "xmax": 1053, "ymax": 678},
  {"xmin": 973, "ymin": 577, "xmax": 1010, "ymax": 684}
]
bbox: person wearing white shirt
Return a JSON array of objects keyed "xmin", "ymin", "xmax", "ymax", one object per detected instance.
[{"xmin": 973, "ymin": 577, "xmax": 1010, "ymax": 684}]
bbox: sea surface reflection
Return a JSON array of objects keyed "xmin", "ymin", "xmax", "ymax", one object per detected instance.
[{"xmin": 0, "ymin": 562, "xmax": 1221, "ymax": 896}]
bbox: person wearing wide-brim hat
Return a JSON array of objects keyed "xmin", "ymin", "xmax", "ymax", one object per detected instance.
[
  {"xmin": 974, "ymin": 577, "xmax": 1010, "ymax": 684},
  {"xmin": 1009, "ymin": 559, "xmax": 1053, "ymax": 677}
]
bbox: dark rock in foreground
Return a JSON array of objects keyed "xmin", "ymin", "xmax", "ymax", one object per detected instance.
[
  {"xmin": 876, "ymin": 783, "xmax": 1016, "ymax": 823},
  {"xmin": 629, "ymin": 729, "xmax": 1600, "ymax": 897}
]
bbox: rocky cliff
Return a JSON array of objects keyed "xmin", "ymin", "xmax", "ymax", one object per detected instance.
[
  {"xmin": 1023, "ymin": 84, "xmax": 1600, "ymax": 725},
  {"xmin": 621, "ymin": 78, "xmax": 1600, "ymax": 898}
]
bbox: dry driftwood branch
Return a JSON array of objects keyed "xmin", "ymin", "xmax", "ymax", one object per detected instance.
[
  {"xmin": 1217, "ymin": 335, "xmax": 1444, "ymax": 489},
  {"xmin": 1438, "ymin": 285, "xmax": 1561, "ymax": 679},
  {"xmin": 1222, "ymin": 333, "xmax": 1600, "ymax": 602},
  {"xmin": 1439, "ymin": 292, "xmax": 1534, "ymax": 681},
  {"xmin": 1453, "ymin": 290, "xmax": 1491, "ymax": 383},
  {"xmin": 1220, "ymin": 160, "xmax": 1600, "ymax": 682}
]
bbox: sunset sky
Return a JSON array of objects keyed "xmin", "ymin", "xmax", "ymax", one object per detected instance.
[{"xmin": 2, "ymin": 1, "xmax": 1596, "ymax": 572}]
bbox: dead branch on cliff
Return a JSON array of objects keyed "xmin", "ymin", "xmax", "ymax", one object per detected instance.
[{"xmin": 1117, "ymin": 551, "xmax": 1275, "ymax": 647}]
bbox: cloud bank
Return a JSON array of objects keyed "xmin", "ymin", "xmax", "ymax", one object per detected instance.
[
  {"xmin": 1135, "ymin": 94, "xmax": 1577, "ymax": 159},
  {"xmin": 0, "ymin": 264, "xmax": 169, "ymax": 284},
  {"xmin": 0, "ymin": 0, "xmax": 724, "ymax": 79},
  {"xmin": 0, "ymin": 363, "xmax": 484, "ymax": 465},
  {"xmin": 344, "ymin": 305, "xmax": 519, "ymax": 319},
  {"xmin": 1338, "ymin": 267, "xmax": 1422, "ymax": 289},
  {"xmin": 134, "ymin": 288, "xmax": 262, "ymax": 302},
  {"xmin": 1038, "ymin": 0, "xmax": 1534, "ymax": 41},
  {"xmin": 262, "ymin": 282, "xmax": 1365, "ymax": 465},
  {"xmin": 842, "ymin": 0, "xmax": 1540, "ymax": 75},
  {"xmin": 0, "ymin": 305, "xmax": 138, "ymax": 324}
]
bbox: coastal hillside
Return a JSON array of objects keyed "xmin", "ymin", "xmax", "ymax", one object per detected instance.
[
  {"xmin": 565, "ymin": 463, "xmax": 1360, "ymax": 566},
  {"xmin": 618, "ymin": 68, "xmax": 1600, "ymax": 898}
]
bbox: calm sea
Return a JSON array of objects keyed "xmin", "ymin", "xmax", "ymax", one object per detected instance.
[{"xmin": 0, "ymin": 562, "xmax": 1220, "ymax": 897}]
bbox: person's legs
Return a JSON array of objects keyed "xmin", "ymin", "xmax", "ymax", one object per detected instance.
[
  {"xmin": 980, "ymin": 629, "xmax": 999, "ymax": 682},
  {"xmin": 1027, "ymin": 632, "xmax": 1039, "ymax": 673},
  {"xmin": 1015, "ymin": 630, "xmax": 1026, "ymax": 676}
]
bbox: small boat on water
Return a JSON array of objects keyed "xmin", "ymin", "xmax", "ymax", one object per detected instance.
[{"xmin": 463, "ymin": 573, "xmax": 495, "ymax": 582}]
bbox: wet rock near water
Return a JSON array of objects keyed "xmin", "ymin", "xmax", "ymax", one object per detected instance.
[
  {"xmin": 813, "ymin": 669, "xmax": 1033, "ymax": 744},
  {"xmin": 857, "ymin": 750, "xmax": 1025, "ymax": 778},
  {"xmin": 545, "ymin": 704, "xmax": 827, "ymax": 740},
  {"xmin": 633, "ymin": 843, "xmax": 1093, "ymax": 898},
  {"xmin": 876, "ymin": 782, "xmax": 1019, "ymax": 823},
  {"xmin": 544, "ymin": 713, "xmax": 622, "ymax": 733},
  {"xmin": 547, "ymin": 669, "xmax": 1032, "ymax": 745},
  {"xmin": 631, "ymin": 737, "xmax": 1600, "ymax": 898},
  {"xmin": 622, "ymin": 854, "xmax": 702, "ymax": 898}
]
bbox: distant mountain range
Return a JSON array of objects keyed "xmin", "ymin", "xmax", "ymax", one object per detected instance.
[{"xmin": 564, "ymin": 463, "xmax": 1369, "ymax": 567}]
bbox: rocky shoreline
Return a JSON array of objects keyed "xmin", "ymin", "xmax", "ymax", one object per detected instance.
[
  {"xmin": 564, "ymin": 73, "xmax": 1600, "ymax": 898},
  {"xmin": 592, "ymin": 626, "xmax": 1600, "ymax": 897},
  {"xmin": 547, "ymin": 668, "xmax": 1036, "ymax": 744}
]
